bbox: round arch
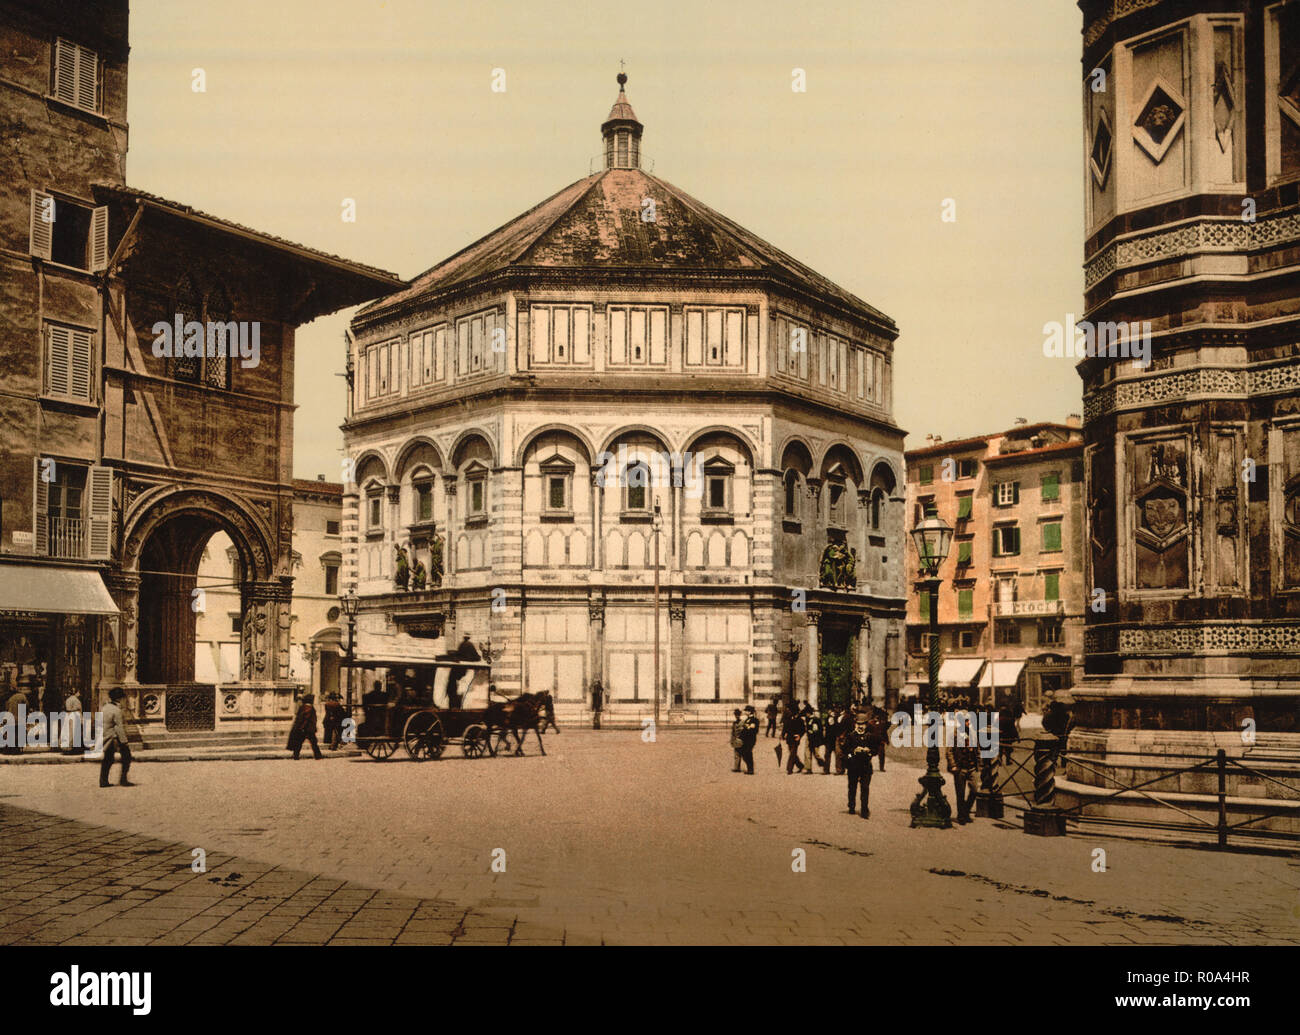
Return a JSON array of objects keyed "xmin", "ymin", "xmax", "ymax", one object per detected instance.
[
  {"xmin": 597, "ymin": 425, "xmax": 674, "ymax": 457},
  {"xmin": 514, "ymin": 424, "xmax": 597, "ymax": 467},
  {"xmin": 122, "ymin": 486, "xmax": 275, "ymax": 582},
  {"xmin": 350, "ymin": 449, "xmax": 391, "ymax": 486},
  {"xmin": 818, "ymin": 441, "xmax": 865, "ymax": 485},
  {"xmin": 449, "ymin": 428, "xmax": 498, "ymax": 469},
  {"xmin": 681, "ymin": 425, "xmax": 758, "ymax": 464},
  {"xmin": 393, "ymin": 437, "xmax": 445, "ymax": 481},
  {"xmin": 775, "ymin": 435, "xmax": 815, "ymax": 472}
]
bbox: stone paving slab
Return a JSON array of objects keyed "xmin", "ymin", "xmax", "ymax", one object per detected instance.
[
  {"xmin": 0, "ymin": 730, "xmax": 1297, "ymax": 945},
  {"xmin": 0, "ymin": 805, "xmax": 566, "ymax": 946}
]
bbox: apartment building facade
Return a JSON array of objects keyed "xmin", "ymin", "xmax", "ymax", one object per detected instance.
[{"xmin": 904, "ymin": 420, "xmax": 1086, "ymax": 713}]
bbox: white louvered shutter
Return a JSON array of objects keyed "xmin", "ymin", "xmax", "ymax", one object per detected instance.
[
  {"xmin": 33, "ymin": 458, "xmax": 49, "ymax": 556},
  {"xmin": 69, "ymin": 329, "xmax": 93, "ymax": 401},
  {"xmin": 89, "ymin": 206, "xmax": 108, "ymax": 271},
  {"xmin": 53, "ymin": 38, "xmax": 76, "ymax": 105},
  {"xmin": 87, "ymin": 466, "xmax": 113, "ymax": 560},
  {"xmin": 29, "ymin": 190, "xmax": 54, "ymax": 259},
  {"xmin": 47, "ymin": 325, "xmax": 71, "ymax": 396},
  {"xmin": 76, "ymin": 44, "xmax": 98, "ymax": 112}
]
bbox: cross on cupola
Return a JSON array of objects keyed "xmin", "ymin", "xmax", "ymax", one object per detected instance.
[{"xmin": 602, "ymin": 69, "xmax": 643, "ymax": 170}]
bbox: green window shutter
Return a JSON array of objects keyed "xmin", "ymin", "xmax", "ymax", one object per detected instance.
[
  {"xmin": 957, "ymin": 540, "xmax": 972, "ymax": 564},
  {"xmin": 919, "ymin": 464, "xmax": 933, "ymax": 485},
  {"xmin": 1012, "ymin": 482, "xmax": 1020, "ymax": 505},
  {"xmin": 1043, "ymin": 522, "xmax": 1061, "ymax": 552},
  {"xmin": 1042, "ymin": 472, "xmax": 1059, "ymax": 501},
  {"xmin": 1008, "ymin": 527, "xmax": 1020, "ymax": 555},
  {"xmin": 1044, "ymin": 572, "xmax": 1059, "ymax": 601},
  {"xmin": 919, "ymin": 590, "xmax": 930, "ymax": 620},
  {"xmin": 957, "ymin": 495, "xmax": 972, "ymax": 519},
  {"xmin": 957, "ymin": 589, "xmax": 972, "ymax": 618}
]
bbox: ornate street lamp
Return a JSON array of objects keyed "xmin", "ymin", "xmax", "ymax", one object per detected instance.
[
  {"xmin": 339, "ymin": 587, "xmax": 359, "ymax": 711},
  {"xmin": 909, "ymin": 514, "xmax": 954, "ymax": 829},
  {"xmin": 652, "ymin": 499, "xmax": 663, "ymax": 732}
]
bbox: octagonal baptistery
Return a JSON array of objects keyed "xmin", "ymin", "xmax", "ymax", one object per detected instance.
[{"xmin": 341, "ymin": 77, "xmax": 907, "ymax": 723}]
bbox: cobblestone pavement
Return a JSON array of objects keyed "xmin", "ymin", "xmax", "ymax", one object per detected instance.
[{"xmin": 1, "ymin": 730, "xmax": 1298, "ymax": 945}]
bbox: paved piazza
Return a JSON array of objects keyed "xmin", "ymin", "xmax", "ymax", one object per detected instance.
[{"xmin": 1, "ymin": 731, "xmax": 1297, "ymax": 945}]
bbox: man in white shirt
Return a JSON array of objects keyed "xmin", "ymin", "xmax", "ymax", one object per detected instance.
[{"xmin": 99, "ymin": 688, "xmax": 134, "ymax": 788}]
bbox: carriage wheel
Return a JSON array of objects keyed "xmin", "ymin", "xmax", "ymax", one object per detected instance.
[
  {"xmin": 462, "ymin": 724, "xmax": 488, "ymax": 758},
  {"xmin": 403, "ymin": 711, "xmax": 445, "ymax": 761},
  {"xmin": 363, "ymin": 738, "xmax": 397, "ymax": 760}
]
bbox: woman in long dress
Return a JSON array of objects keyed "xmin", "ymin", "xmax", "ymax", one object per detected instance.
[{"xmin": 60, "ymin": 688, "xmax": 83, "ymax": 754}]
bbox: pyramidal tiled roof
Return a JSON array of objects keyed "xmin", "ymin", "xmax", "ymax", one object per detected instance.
[
  {"xmin": 359, "ymin": 168, "xmax": 893, "ymax": 330},
  {"xmin": 604, "ymin": 89, "xmax": 638, "ymax": 123}
]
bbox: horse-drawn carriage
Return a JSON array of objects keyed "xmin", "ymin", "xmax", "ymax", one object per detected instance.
[{"xmin": 340, "ymin": 656, "xmax": 551, "ymax": 761}]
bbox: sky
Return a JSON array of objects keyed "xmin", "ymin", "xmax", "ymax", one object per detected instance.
[{"xmin": 124, "ymin": 0, "xmax": 1085, "ymax": 479}]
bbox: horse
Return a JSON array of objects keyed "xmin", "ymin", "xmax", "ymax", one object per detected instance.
[{"xmin": 485, "ymin": 690, "xmax": 550, "ymax": 756}]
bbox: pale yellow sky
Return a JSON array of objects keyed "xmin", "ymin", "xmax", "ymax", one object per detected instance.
[{"xmin": 123, "ymin": 0, "xmax": 1084, "ymax": 477}]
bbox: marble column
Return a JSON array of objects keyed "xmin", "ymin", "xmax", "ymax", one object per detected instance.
[
  {"xmin": 669, "ymin": 599, "xmax": 686, "ymax": 708},
  {"xmin": 805, "ymin": 611, "xmax": 821, "ymax": 710}
]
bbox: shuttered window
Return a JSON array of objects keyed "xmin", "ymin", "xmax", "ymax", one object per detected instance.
[
  {"xmin": 957, "ymin": 588, "xmax": 973, "ymax": 618},
  {"xmin": 87, "ymin": 466, "xmax": 113, "ymax": 559},
  {"xmin": 919, "ymin": 589, "xmax": 929, "ymax": 620},
  {"xmin": 957, "ymin": 539, "xmax": 972, "ymax": 564},
  {"xmin": 1042, "ymin": 521, "xmax": 1062, "ymax": 552},
  {"xmin": 1044, "ymin": 572, "xmax": 1060, "ymax": 601},
  {"xmin": 1041, "ymin": 471, "xmax": 1060, "ymax": 501},
  {"xmin": 53, "ymin": 38, "xmax": 100, "ymax": 114},
  {"xmin": 957, "ymin": 494, "xmax": 972, "ymax": 520},
  {"xmin": 45, "ymin": 324, "xmax": 94, "ymax": 402}
]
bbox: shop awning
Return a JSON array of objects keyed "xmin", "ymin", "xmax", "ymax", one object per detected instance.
[
  {"xmin": 0, "ymin": 565, "xmax": 118, "ymax": 616},
  {"xmin": 978, "ymin": 660, "xmax": 1025, "ymax": 689},
  {"xmin": 937, "ymin": 658, "xmax": 985, "ymax": 687}
]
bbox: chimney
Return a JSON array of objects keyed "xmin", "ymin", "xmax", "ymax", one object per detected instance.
[
  {"xmin": 1066, "ymin": 413, "xmax": 1082, "ymax": 428},
  {"xmin": 924, "ymin": 434, "xmax": 934, "ymax": 445},
  {"xmin": 1013, "ymin": 417, "xmax": 1028, "ymax": 426},
  {"xmin": 932, "ymin": 434, "xmax": 943, "ymax": 443},
  {"xmin": 317, "ymin": 474, "xmax": 326, "ymax": 481}
]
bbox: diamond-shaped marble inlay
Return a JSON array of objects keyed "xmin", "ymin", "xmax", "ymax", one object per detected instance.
[
  {"xmin": 1090, "ymin": 109, "xmax": 1112, "ymax": 188},
  {"xmin": 1213, "ymin": 60, "xmax": 1235, "ymax": 147},
  {"xmin": 1133, "ymin": 78, "xmax": 1185, "ymax": 163},
  {"xmin": 1137, "ymin": 87, "xmax": 1180, "ymax": 144}
]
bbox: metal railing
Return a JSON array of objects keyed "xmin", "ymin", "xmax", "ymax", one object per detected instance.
[
  {"xmin": 47, "ymin": 516, "xmax": 87, "ymax": 558},
  {"xmin": 990, "ymin": 738, "xmax": 1300, "ymax": 851}
]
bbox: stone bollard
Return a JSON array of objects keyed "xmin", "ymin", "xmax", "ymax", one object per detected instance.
[
  {"xmin": 975, "ymin": 753, "xmax": 1004, "ymax": 819},
  {"xmin": 1023, "ymin": 734, "xmax": 1066, "ymax": 836}
]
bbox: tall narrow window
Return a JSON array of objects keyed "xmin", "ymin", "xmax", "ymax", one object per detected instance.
[
  {"xmin": 44, "ymin": 323, "xmax": 94, "ymax": 402},
  {"xmin": 52, "ymin": 38, "xmax": 100, "ymax": 114},
  {"xmin": 540, "ymin": 456, "xmax": 575, "ymax": 519},
  {"xmin": 625, "ymin": 462, "xmax": 649, "ymax": 514}
]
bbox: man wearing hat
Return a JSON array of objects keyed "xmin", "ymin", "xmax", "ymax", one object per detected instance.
[
  {"xmin": 100, "ymin": 688, "xmax": 133, "ymax": 787},
  {"xmin": 730, "ymin": 709, "xmax": 744, "ymax": 772},
  {"xmin": 945, "ymin": 697, "xmax": 979, "ymax": 824},
  {"xmin": 289, "ymin": 694, "xmax": 323, "ymax": 760},
  {"xmin": 737, "ymin": 704, "xmax": 760, "ymax": 775},
  {"xmin": 801, "ymin": 703, "xmax": 824, "ymax": 775},
  {"xmin": 322, "ymin": 692, "xmax": 347, "ymax": 751},
  {"xmin": 841, "ymin": 709, "xmax": 876, "ymax": 818}
]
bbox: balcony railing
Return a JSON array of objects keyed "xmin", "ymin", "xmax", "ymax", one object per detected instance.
[
  {"xmin": 994, "ymin": 598, "xmax": 1064, "ymax": 617},
  {"xmin": 48, "ymin": 516, "xmax": 88, "ymax": 559}
]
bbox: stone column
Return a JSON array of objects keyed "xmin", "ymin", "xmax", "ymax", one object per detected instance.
[
  {"xmin": 103, "ymin": 572, "xmax": 140, "ymax": 697},
  {"xmin": 590, "ymin": 467, "xmax": 604, "ymax": 571},
  {"xmin": 669, "ymin": 599, "xmax": 686, "ymax": 708},
  {"xmin": 857, "ymin": 616, "xmax": 871, "ymax": 701},
  {"xmin": 444, "ymin": 476, "xmax": 458, "ymax": 579},
  {"xmin": 386, "ymin": 483, "xmax": 402, "ymax": 583},
  {"xmin": 588, "ymin": 597, "xmax": 605, "ymax": 708},
  {"xmin": 805, "ymin": 611, "xmax": 821, "ymax": 709}
]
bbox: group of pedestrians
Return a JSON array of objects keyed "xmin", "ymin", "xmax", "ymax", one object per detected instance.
[{"xmin": 734, "ymin": 695, "xmax": 889, "ymax": 819}]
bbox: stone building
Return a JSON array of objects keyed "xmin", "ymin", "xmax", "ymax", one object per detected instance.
[
  {"xmin": 903, "ymin": 420, "xmax": 1086, "ymax": 714},
  {"xmin": 193, "ymin": 478, "xmax": 345, "ymax": 700},
  {"xmin": 1073, "ymin": 0, "xmax": 1300, "ymax": 799},
  {"xmin": 342, "ymin": 75, "xmax": 908, "ymax": 723},
  {"xmin": 0, "ymin": 0, "xmax": 398, "ymax": 739}
]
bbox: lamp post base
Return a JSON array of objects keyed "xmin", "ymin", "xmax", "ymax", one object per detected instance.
[{"xmin": 910, "ymin": 760, "xmax": 953, "ymax": 829}]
